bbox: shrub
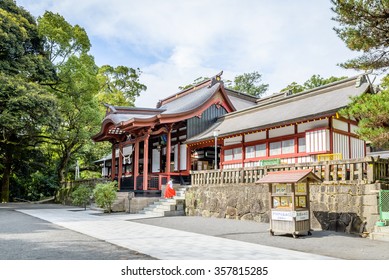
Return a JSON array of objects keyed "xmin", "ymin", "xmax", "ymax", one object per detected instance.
[
  {"xmin": 93, "ymin": 181, "xmax": 117, "ymax": 213},
  {"xmin": 71, "ymin": 185, "xmax": 92, "ymax": 210}
]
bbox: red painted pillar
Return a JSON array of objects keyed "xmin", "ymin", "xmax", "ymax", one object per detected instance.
[
  {"xmin": 166, "ymin": 129, "xmax": 172, "ymax": 180},
  {"xmin": 111, "ymin": 143, "xmax": 116, "ymax": 180},
  {"xmin": 143, "ymin": 135, "xmax": 150, "ymax": 190},
  {"xmin": 133, "ymin": 141, "xmax": 139, "ymax": 190}
]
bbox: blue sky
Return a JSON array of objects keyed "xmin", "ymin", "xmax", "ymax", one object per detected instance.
[{"xmin": 16, "ymin": 0, "xmax": 363, "ymax": 108}]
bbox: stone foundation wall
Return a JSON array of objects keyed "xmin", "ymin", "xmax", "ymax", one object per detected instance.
[
  {"xmin": 185, "ymin": 184, "xmax": 270, "ymax": 223},
  {"xmin": 185, "ymin": 182, "xmax": 385, "ymax": 233}
]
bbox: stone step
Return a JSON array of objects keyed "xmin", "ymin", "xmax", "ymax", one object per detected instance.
[
  {"xmin": 137, "ymin": 184, "xmax": 190, "ymax": 216},
  {"xmin": 164, "ymin": 210, "xmax": 185, "ymax": 217},
  {"xmin": 370, "ymin": 232, "xmax": 389, "ymax": 242},
  {"xmin": 374, "ymin": 225, "xmax": 389, "ymax": 233}
]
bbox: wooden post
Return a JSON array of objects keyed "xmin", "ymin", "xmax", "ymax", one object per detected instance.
[
  {"xmin": 118, "ymin": 144, "xmax": 123, "ymax": 190},
  {"xmin": 166, "ymin": 128, "xmax": 172, "ymax": 180},
  {"xmin": 133, "ymin": 141, "xmax": 139, "ymax": 190},
  {"xmin": 111, "ymin": 144, "xmax": 116, "ymax": 181},
  {"xmin": 143, "ymin": 135, "xmax": 150, "ymax": 191},
  {"xmin": 324, "ymin": 163, "xmax": 330, "ymax": 181}
]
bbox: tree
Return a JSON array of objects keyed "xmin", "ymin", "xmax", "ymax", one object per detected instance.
[
  {"xmin": 232, "ymin": 71, "xmax": 268, "ymax": 97},
  {"xmin": 96, "ymin": 65, "xmax": 147, "ymax": 108},
  {"xmin": 341, "ymin": 76, "xmax": 389, "ymax": 148},
  {"xmin": 281, "ymin": 75, "xmax": 348, "ymax": 94},
  {"xmin": 331, "ymin": 0, "xmax": 389, "ymax": 72},
  {"xmin": 178, "ymin": 76, "xmax": 209, "ymax": 91},
  {"xmin": 36, "ymin": 12, "xmax": 102, "ymax": 183},
  {"xmin": 0, "ymin": 1, "xmax": 59, "ymax": 202},
  {"xmin": 332, "ymin": 0, "xmax": 389, "ymax": 147},
  {"xmin": 0, "ymin": 74, "xmax": 59, "ymax": 202},
  {"xmin": 178, "ymin": 72, "xmax": 268, "ymax": 98}
]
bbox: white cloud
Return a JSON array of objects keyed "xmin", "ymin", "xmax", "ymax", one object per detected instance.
[{"xmin": 15, "ymin": 0, "xmax": 364, "ymax": 107}]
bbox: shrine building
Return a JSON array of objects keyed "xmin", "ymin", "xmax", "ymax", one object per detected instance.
[{"xmin": 93, "ymin": 72, "xmax": 373, "ymax": 196}]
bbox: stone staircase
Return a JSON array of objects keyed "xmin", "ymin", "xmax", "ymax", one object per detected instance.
[
  {"xmin": 110, "ymin": 192, "xmax": 130, "ymax": 212},
  {"xmin": 370, "ymin": 223, "xmax": 389, "ymax": 242},
  {"xmin": 138, "ymin": 185, "xmax": 189, "ymax": 216}
]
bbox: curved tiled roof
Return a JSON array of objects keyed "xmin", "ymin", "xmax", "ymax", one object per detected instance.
[{"xmin": 186, "ymin": 75, "xmax": 372, "ymax": 143}]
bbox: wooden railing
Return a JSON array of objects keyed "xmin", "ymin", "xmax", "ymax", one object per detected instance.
[{"xmin": 191, "ymin": 157, "xmax": 389, "ymax": 186}]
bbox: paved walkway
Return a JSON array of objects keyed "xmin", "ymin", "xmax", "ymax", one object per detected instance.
[{"xmin": 18, "ymin": 208, "xmax": 334, "ymax": 260}]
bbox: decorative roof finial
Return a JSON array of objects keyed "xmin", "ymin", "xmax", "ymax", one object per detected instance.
[{"xmin": 209, "ymin": 70, "xmax": 224, "ymax": 88}]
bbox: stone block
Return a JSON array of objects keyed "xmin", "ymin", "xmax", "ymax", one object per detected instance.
[
  {"xmin": 226, "ymin": 206, "xmax": 237, "ymax": 217},
  {"xmin": 361, "ymin": 183, "xmax": 380, "ymax": 195},
  {"xmin": 362, "ymin": 194, "xmax": 379, "ymax": 206},
  {"xmin": 201, "ymin": 209, "xmax": 211, "ymax": 217},
  {"xmin": 241, "ymin": 213, "xmax": 254, "ymax": 221},
  {"xmin": 361, "ymin": 205, "xmax": 379, "ymax": 217}
]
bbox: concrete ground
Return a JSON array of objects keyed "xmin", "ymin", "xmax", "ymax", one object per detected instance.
[
  {"xmin": 2, "ymin": 203, "xmax": 389, "ymax": 260},
  {"xmin": 133, "ymin": 216, "xmax": 389, "ymax": 260}
]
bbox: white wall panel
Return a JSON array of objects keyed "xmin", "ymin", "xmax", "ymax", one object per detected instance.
[
  {"xmin": 180, "ymin": 144, "xmax": 187, "ymax": 170},
  {"xmin": 333, "ymin": 119, "xmax": 349, "ymax": 132},
  {"xmin": 224, "ymin": 136, "xmax": 242, "ymax": 146},
  {"xmin": 244, "ymin": 131, "xmax": 266, "ymax": 142},
  {"xmin": 333, "ymin": 132, "xmax": 350, "ymax": 159},
  {"xmin": 297, "ymin": 119, "xmax": 328, "ymax": 133},
  {"xmin": 174, "ymin": 144, "xmax": 179, "ymax": 171},
  {"xmin": 351, "ymin": 137, "xmax": 365, "ymax": 159},
  {"xmin": 306, "ymin": 129, "xmax": 330, "ymax": 153},
  {"xmin": 269, "ymin": 126, "xmax": 294, "ymax": 138},
  {"xmin": 350, "ymin": 124, "xmax": 359, "ymax": 134}
]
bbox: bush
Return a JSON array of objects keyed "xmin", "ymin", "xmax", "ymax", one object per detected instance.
[
  {"xmin": 93, "ymin": 181, "xmax": 117, "ymax": 213},
  {"xmin": 71, "ymin": 185, "xmax": 92, "ymax": 210}
]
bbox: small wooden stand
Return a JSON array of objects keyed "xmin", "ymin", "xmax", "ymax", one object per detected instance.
[{"xmin": 257, "ymin": 169, "xmax": 321, "ymax": 238}]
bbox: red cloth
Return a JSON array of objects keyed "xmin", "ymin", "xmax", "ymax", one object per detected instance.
[{"xmin": 164, "ymin": 181, "xmax": 176, "ymax": 198}]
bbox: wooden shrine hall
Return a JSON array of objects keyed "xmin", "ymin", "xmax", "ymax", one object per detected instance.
[{"xmin": 92, "ymin": 72, "xmax": 257, "ymax": 196}]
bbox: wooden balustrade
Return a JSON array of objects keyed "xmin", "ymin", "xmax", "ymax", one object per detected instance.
[{"xmin": 190, "ymin": 157, "xmax": 389, "ymax": 186}]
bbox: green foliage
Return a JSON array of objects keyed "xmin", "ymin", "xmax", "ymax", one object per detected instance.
[
  {"xmin": 0, "ymin": 2, "xmax": 146, "ymax": 202},
  {"xmin": 0, "ymin": 0, "xmax": 56, "ymax": 81},
  {"xmin": 178, "ymin": 72, "xmax": 268, "ymax": 98},
  {"xmin": 178, "ymin": 76, "xmax": 209, "ymax": 91},
  {"xmin": 0, "ymin": 74, "xmax": 59, "ymax": 202},
  {"xmin": 341, "ymin": 75, "xmax": 389, "ymax": 148},
  {"xmin": 93, "ymin": 181, "xmax": 117, "ymax": 213},
  {"xmin": 331, "ymin": 0, "xmax": 389, "ymax": 72},
  {"xmin": 97, "ymin": 65, "xmax": 147, "ymax": 107},
  {"xmin": 37, "ymin": 11, "xmax": 91, "ymax": 64},
  {"xmin": 281, "ymin": 75, "xmax": 348, "ymax": 94},
  {"xmin": 71, "ymin": 185, "xmax": 92, "ymax": 210},
  {"xmin": 232, "ymin": 71, "xmax": 268, "ymax": 97}
]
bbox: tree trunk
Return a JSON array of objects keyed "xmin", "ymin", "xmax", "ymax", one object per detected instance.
[
  {"xmin": 1, "ymin": 148, "xmax": 13, "ymax": 202},
  {"xmin": 57, "ymin": 152, "xmax": 71, "ymax": 184}
]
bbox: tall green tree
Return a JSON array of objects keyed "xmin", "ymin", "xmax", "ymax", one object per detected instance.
[
  {"xmin": 332, "ymin": 0, "xmax": 389, "ymax": 147},
  {"xmin": 38, "ymin": 12, "xmax": 148, "ymax": 182},
  {"xmin": 341, "ymin": 76, "xmax": 389, "ymax": 148},
  {"xmin": 37, "ymin": 11, "xmax": 101, "ymax": 183},
  {"xmin": 232, "ymin": 71, "xmax": 268, "ymax": 97},
  {"xmin": 96, "ymin": 65, "xmax": 147, "ymax": 108},
  {"xmin": 0, "ymin": 0, "xmax": 59, "ymax": 202},
  {"xmin": 281, "ymin": 75, "xmax": 348, "ymax": 94},
  {"xmin": 331, "ymin": 0, "xmax": 389, "ymax": 72}
]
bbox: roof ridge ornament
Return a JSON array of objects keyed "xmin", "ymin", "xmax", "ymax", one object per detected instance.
[
  {"xmin": 103, "ymin": 103, "xmax": 117, "ymax": 115},
  {"xmin": 208, "ymin": 70, "xmax": 224, "ymax": 88}
]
